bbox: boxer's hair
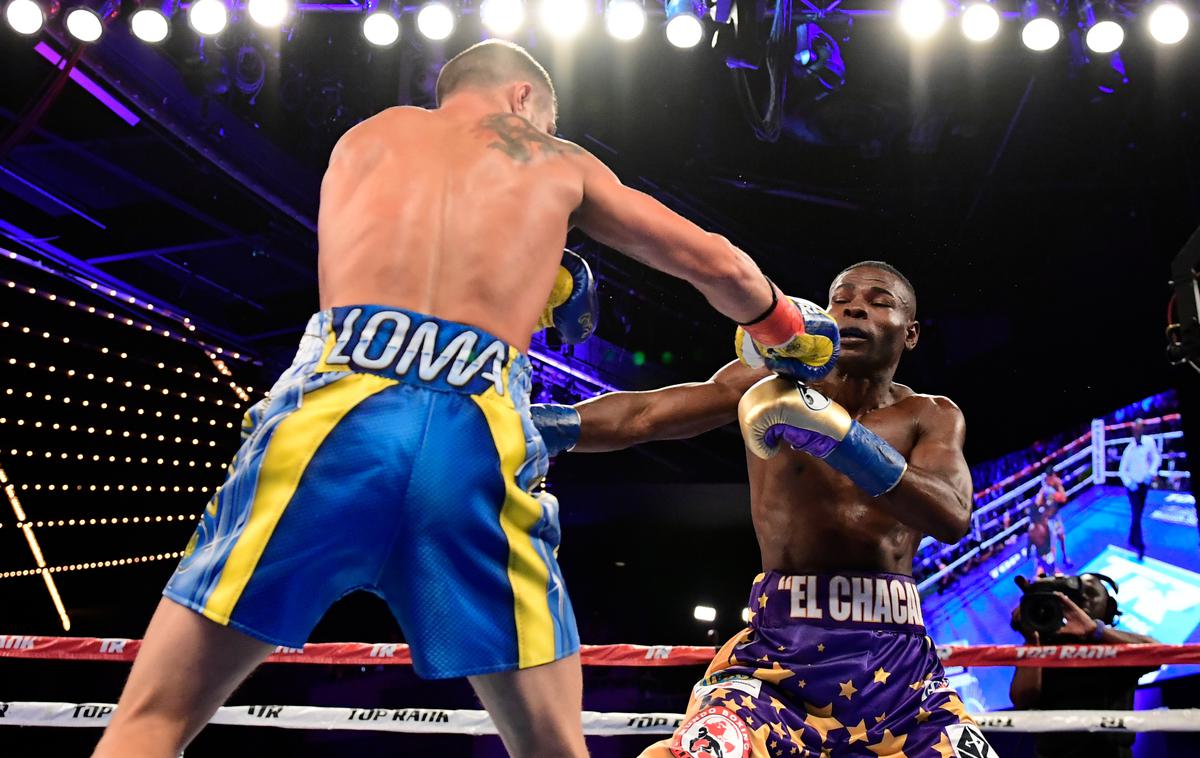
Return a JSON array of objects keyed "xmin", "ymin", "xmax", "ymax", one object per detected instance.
[
  {"xmin": 436, "ymin": 40, "xmax": 557, "ymax": 115},
  {"xmin": 835, "ymin": 260, "xmax": 917, "ymax": 317}
]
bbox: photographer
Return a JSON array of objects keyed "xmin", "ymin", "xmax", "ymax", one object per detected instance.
[{"xmin": 1009, "ymin": 574, "xmax": 1158, "ymax": 758}]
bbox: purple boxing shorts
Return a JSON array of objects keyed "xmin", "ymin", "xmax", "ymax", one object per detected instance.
[{"xmin": 641, "ymin": 571, "xmax": 997, "ymax": 758}]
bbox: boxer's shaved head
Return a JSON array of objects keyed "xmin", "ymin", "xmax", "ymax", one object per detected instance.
[
  {"xmin": 436, "ymin": 40, "xmax": 557, "ymax": 120},
  {"xmin": 833, "ymin": 261, "xmax": 917, "ymax": 318}
]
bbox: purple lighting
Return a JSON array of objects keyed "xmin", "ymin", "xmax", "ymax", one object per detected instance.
[{"xmin": 33, "ymin": 42, "xmax": 141, "ymax": 127}]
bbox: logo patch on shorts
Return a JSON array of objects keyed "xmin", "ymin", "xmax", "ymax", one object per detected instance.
[
  {"xmin": 945, "ymin": 724, "xmax": 994, "ymax": 758},
  {"xmin": 922, "ymin": 677, "xmax": 953, "ymax": 700},
  {"xmin": 671, "ymin": 706, "xmax": 752, "ymax": 758},
  {"xmin": 693, "ymin": 673, "xmax": 763, "ymax": 702}
]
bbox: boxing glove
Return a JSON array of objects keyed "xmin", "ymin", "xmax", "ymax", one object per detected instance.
[
  {"xmin": 538, "ymin": 250, "xmax": 598, "ymax": 344},
  {"xmin": 738, "ymin": 375, "xmax": 906, "ymax": 497},
  {"xmin": 735, "ymin": 296, "xmax": 839, "ymax": 383}
]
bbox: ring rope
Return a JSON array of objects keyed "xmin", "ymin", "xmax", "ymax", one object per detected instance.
[
  {"xmin": 1, "ymin": 702, "xmax": 1197, "ymax": 735},
  {"xmin": 2, "ymin": 636, "xmax": 1200, "ymax": 668}
]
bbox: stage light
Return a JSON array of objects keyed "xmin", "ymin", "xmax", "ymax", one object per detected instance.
[
  {"xmin": 665, "ymin": 0, "xmax": 704, "ymax": 48},
  {"xmin": 5, "ymin": 0, "xmax": 51, "ymax": 35},
  {"xmin": 130, "ymin": 4, "xmax": 171, "ymax": 43},
  {"xmin": 693, "ymin": 605, "xmax": 717, "ymax": 622},
  {"xmin": 897, "ymin": 0, "xmax": 945, "ymax": 40},
  {"xmin": 793, "ymin": 22, "xmax": 845, "ymax": 90},
  {"xmin": 363, "ymin": 0, "xmax": 400, "ymax": 45},
  {"xmin": 417, "ymin": 1, "xmax": 454, "ymax": 39},
  {"xmin": 1086, "ymin": 19, "xmax": 1123, "ymax": 52},
  {"xmin": 961, "ymin": 2, "xmax": 1000, "ymax": 41},
  {"xmin": 605, "ymin": 0, "xmax": 645, "ymax": 40},
  {"xmin": 247, "ymin": 0, "xmax": 288, "ymax": 27},
  {"xmin": 1021, "ymin": 16, "xmax": 1060, "ymax": 50},
  {"xmin": 65, "ymin": 0, "xmax": 115, "ymax": 42},
  {"xmin": 480, "ymin": 0, "xmax": 523, "ymax": 35},
  {"xmin": 539, "ymin": 0, "xmax": 588, "ymax": 39},
  {"xmin": 1148, "ymin": 2, "xmax": 1188, "ymax": 44},
  {"xmin": 741, "ymin": 607, "xmax": 750, "ymax": 622},
  {"xmin": 188, "ymin": 0, "xmax": 227, "ymax": 35}
]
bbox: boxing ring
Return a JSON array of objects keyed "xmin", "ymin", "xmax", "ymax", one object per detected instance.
[{"xmin": 3, "ymin": 635, "xmax": 1200, "ymax": 737}]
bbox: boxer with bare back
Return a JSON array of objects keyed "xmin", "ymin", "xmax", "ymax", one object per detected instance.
[{"xmin": 93, "ymin": 40, "xmax": 832, "ymax": 758}]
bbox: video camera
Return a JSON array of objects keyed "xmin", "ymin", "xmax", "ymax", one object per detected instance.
[{"xmin": 1011, "ymin": 573, "xmax": 1120, "ymax": 637}]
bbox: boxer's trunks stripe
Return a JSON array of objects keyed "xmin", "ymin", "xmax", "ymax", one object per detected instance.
[
  {"xmin": 164, "ymin": 305, "xmax": 579, "ymax": 679},
  {"xmin": 203, "ymin": 374, "xmax": 393, "ymax": 622},
  {"xmin": 473, "ymin": 393, "xmax": 556, "ymax": 667}
]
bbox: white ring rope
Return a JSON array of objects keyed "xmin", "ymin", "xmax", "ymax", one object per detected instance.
[{"xmin": 1, "ymin": 702, "xmax": 1198, "ymax": 735}]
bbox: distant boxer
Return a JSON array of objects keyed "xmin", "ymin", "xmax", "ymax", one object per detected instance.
[
  {"xmin": 93, "ymin": 39, "xmax": 830, "ymax": 758},
  {"xmin": 1035, "ymin": 471, "xmax": 1070, "ymax": 567},
  {"xmin": 535, "ymin": 262, "xmax": 997, "ymax": 757}
]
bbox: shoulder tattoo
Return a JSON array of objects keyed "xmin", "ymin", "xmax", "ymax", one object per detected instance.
[{"xmin": 477, "ymin": 114, "xmax": 581, "ymax": 163}]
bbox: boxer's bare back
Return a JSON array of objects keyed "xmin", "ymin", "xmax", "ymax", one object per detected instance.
[{"xmin": 318, "ymin": 106, "xmax": 582, "ymax": 349}]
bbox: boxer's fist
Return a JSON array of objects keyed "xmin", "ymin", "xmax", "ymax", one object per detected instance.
[
  {"xmin": 738, "ymin": 376, "xmax": 906, "ymax": 497},
  {"xmin": 538, "ymin": 250, "xmax": 598, "ymax": 344},
  {"xmin": 735, "ymin": 297, "xmax": 839, "ymax": 382}
]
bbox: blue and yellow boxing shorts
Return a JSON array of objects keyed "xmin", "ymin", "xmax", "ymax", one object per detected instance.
[{"xmin": 164, "ymin": 305, "xmax": 579, "ymax": 679}]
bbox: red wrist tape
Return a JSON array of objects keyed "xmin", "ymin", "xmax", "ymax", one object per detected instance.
[{"xmin": 743, "ymin": 298, "xmax": 807, "ymax": 347}]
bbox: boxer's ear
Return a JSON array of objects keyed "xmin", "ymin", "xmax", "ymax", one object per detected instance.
[{"xmin": 904, "ymin": 320, "xmax": 920, "ymax": 351}]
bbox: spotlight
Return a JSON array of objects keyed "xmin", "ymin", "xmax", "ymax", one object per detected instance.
[
  {"xmin": 188, "ymin": 0, "xmax": 227, "ymax": 35},
  {"xmin": 1148, "ymin": 2, "xmax": 1188, "ymax": 44},
  {"xmin": 480, "ymin": 0, "xmax": 523, "ymax": 35},
  {"xmin": 960, "ymin": 2, "xmax": 1000, "ymax": 41},
  {"xmin": 1086, "ymin": 19, "xmax": 1123, "ymax": 52},
  {"xmin": 247, "ymin": 0, "xmax": 288, "ymax": 27},
  {"xmin": 362, "ymin": 0, "xmax": 400, "ymax": 45},
  {"xmin": 1021, "ymin": 1, "xmax": 1061, "ymax": 51},
  {"xmin": 693, "ymin": 605, "xmax": 717, "ymax": 622},
  {"xmin": 5, "ymin": 0, "xmax": 53, "ymax": 34},
  {"xmin": 665, "ymin": 0, "xmax": 704, "ymax": 48},
  {"xmin": 65, "ymin": 0, "xmax": 115, "ymax": 42},
  {"xmin": 605, "ymin": 0, "xmax": 645, "ymax": 40},
  {"xmin": 539, "ymin": 0, "xmax": 588, "ymax": 39},
  {"xmin": 130, "ymin": 2, "xmax": 171, "ymax": 43},
  {"xmin": 417, "ymin": 1, "xmax": 454, "ymax": 39},
  {"xmin": 741, "ymin": 607, "xmax": 750, "ymax": 623},
  {"xmin": 897, "ymin": 0, "xmax": 945, "ymax": 40}
]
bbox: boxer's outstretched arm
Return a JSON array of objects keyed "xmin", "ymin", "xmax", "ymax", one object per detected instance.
[
  {"xmin": 571, "ymin": 153, "xmax": 774, "ymax": 325},
  {"xmin": 878, "ymin": 398, "xmax": 974, "ymax": 544},
  {"xmin": 573, "ymin": 361, "xmax": 765, "ymax": 452}
]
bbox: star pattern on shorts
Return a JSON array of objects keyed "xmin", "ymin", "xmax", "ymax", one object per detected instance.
[
  {"xmin": 839, "ymin": 679, "xmax": 859, "ymax": 700},
  {"xmin": 771, "ymin": 720, "xmax": 787, "ymax": 739},
  {"xmin": 752, "ymin": 722, "xmax": 771, "ymax": 747},
  {"xmin": 873, "ymin": 667, "xmax": 892, "ymax": 684},
  {"xmin": 846, "ymin": 719, "xmax": 868, "ymax": 744},
  {"xmin": 740, "ymin": 694, "xmax": 757, "ymax": 710},
  {"xmin": 747, "ymin": 610, "xmax": 757, "ymax": 624},
  {"xmin": 916, "ymin": 708, "xmax": 931, "ymax": 723},
  {"xmin": 759, "ymin": 654, "xmax": 771, "ymax": 662},
  {"xmin": 786, "ymin": 724, "xmax": 807, "ymax": 749},
  {"xmin": 908, "ymin": 680, "xmax": 925, "ymax": 692},
  {"xmin": 874, "ymin": 713, "xmax": 887, "ymax": 724},
  {"xmin": 817, "ymin": 643, "xmax": 826, "ymax": 653},
  {"xmin": 778, "ymin": 645, "xmax": 787, "ymax": 652},
  {"xmin": 932, "ymin": 732, "xmax": 956, "ymax": 758},
  {"xmin": 866, "ymin": 728, "xmax": 908, "ymax": 757},
  {"xmin": 759, "ymin": 593, "xmax": 769, "ymax": 609},
  {"xmin": 940, "ymin": 695, "xmax": 970, "ymax": 722},
  {"xmin": 803, "ymin": 702, "xmax": 844, "ymax": 742},
  {"xmin": 722, "ymin": 697, "xmax": 743, "ymax": 714},
  {"xmin": 753, "ymin": 661, "xmax": 796, "ymax": 685},
  {"xmin": 708, "ymin": 687, "xmax": 731, "ymax": 702},
  {"xmin": 769, "ymin": 696, "xmax": 787, "ymax": 712}
]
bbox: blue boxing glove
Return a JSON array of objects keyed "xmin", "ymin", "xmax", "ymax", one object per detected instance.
[
  {"xmin": 531, "ymin": 403, "xmax": 581, "ymax": 457},
  {"xmin": 738, "ymin": 376, "xmax": 907, "ymax": 497},
  {"xmin": 537, "ymin": 250, "xmax": 599, "ymax": 344},
  {"xmin": 734, "ymin": 296, "xmax": 840, "ymax": 383}
]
